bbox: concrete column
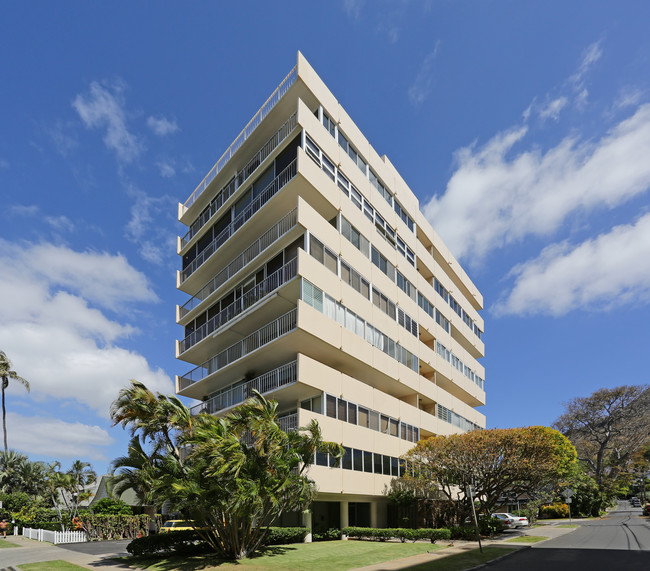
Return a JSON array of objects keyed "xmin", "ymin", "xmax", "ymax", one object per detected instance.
[
  {"xmin": 370, "ymin": 501, "xmax": 378, "ymax": 528},
  {"xmin": 340, "ymin": 500, "xmax": 349, "ymax": 539},
  {"xmin": 302, "ymin": 510, "xmax": 313, "ymax": 543}
]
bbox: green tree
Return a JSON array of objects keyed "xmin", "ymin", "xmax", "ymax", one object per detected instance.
[
  {"xmin": 110, "ymin": 382, "xmax": 342, "ymax": 559},
  {"xmin": 0, "ymin": 449, "xmax": 30, "ymax": 493},
  {"xmin": 400, "ymin": 426, "xmax": 577, "ymax": 524},
  {"xmin": 91, "ymin": 497, "xmax": 132, "ymax": 515},
  {"xmin": 0, "ymin": 351, "xmax": 30, "ymax": 453},
  {"xmin": 553, "ymin": 385, "xmax": 650, "ymax": 514},
  {"xmin": 109, "ymin": 436, "xmax": 163, "ymax": 508}
]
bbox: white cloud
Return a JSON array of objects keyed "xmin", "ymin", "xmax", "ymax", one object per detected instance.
[
  {"xmin": 424, "ymin": 103, "xmax": 650, "ymax": 264},
  {"xmin": 73, "ymin": 80, "xmax": 143, "ymax": 163},
  {"xmin": 343, "ymin": 0, "xmax": 365, "ymax": 19},
  {"xmin": 571, "ymin": 41, "xmax": 603, "ymax": 88},
  {"xmin": 124, "ymin": 185, "xmax": 176, "ymax": 264},
  {"xmin": 494, "ymin": 213, "xmax": 650, "ymax": 316},
  {"xmin": 147, "ymin": 116, "xmax": 179, "ymax": 136},
  {"xmin": 8, "ymin": 413, "xmax": 114, "ymax": 461},
  {"xmin": 0, "ymin": 241, "xmax": 173, "ymax": 422},
  {"xmin": 408, "ymin": 44, "xmax": 440, "ymax": 106},
  {"xmin": 538, "ymin": 96, "xmax": 568, "ymax": 121},
  {"xmin": 156, "ymin": 159, "xmax": 176, "ymax": 178}
]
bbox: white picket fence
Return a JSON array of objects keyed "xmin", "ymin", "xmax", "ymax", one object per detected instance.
[{"xmin": 22, "ymin": 527, "xmax": 87, "ymax": 544}]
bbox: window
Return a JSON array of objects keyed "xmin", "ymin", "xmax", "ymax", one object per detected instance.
[
  {"xmin": 364, "ymin": 451, "xmax": 373, "ymax": 473},
  {"xmin": 342, "ymin": 447, "xmax": 352, "ymax": 470},
  {"xmin": 326, "ymin": 395, "xmax": 337, "ymax": 418},
  {"xmin": 353, "ymin": 449, "xmax": 363, "ymax": 471}
]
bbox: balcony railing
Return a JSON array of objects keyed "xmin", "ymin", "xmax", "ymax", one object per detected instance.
[
  {"xmin": 183, "ymin": 66, "xmax": 297, "ymax": 211},
  {"xmin": 179, "ymin": 209, "xmax": 298, "ymax": 319},
  {"xmin": 181, "ymin": 113, "xmax": 298, "ymax": 247},
  {"xmin": 179, "ymin": 309, "xmax": 298, "ymax": 390},
  {"xmin": 179, "ymin": 258, "xmax": 297, "ymax": 354},
  {"xmin": 278, "ymin": 412, "xmax": 298, "ymax": 433},
  {"xmin": 187, "ymin": 360, "xmax": 298, "ymax": 414},
  {"xmin": 181, "ymin": 159, "xmax": 297, "ymax": 282}
]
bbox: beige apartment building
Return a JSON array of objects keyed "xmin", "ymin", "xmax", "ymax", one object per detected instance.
[{"xmin": 175, "ymin": 52, "xmax": 485, "ymax": 535}]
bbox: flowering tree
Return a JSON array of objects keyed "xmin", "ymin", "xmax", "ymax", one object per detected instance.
[{"xmin": 400, "ymin": 426, "xmax": 577, "ymax": 524}]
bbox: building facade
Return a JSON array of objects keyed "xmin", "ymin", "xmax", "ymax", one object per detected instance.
[{"xmin": 175, "ymin": 52, "xmax": 485, "ymax": 534}]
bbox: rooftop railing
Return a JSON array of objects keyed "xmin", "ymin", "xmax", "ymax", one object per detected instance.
[
  {"xmin": 181, "ymin": 113, "xmax": 298, "ymax": 247},
  {"xmin": 179, "ymin": 209, "xmax": 298, "ymax": 319},
  {"xmin": 179, "ymin": 258, "xmax": 297, "ymax": 354},
  {"xmin": 183, "ymin": 66, "xmax": 297, "ymax": 211},
  {"xmin": 181, "ymin": 159, "xmax": 297, "ymax": 282}
]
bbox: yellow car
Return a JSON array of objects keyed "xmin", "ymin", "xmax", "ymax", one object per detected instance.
[{"xmin": 159, "ymin": 520, "xmax": 201, "ymax": 532}]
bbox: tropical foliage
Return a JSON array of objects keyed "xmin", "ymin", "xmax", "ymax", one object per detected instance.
[
  {"xmin": 0, "ymin": 350, "xmax": 30, "ymax": 453},
  {"xmin": 399, "ymin": 426, "xmax": 577, "ymax": 524},
  {"xmin": 110, "ymin": 381, "xmax": 342, "ymax": 559}
]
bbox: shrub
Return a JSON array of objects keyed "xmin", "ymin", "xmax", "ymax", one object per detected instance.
[
  {"xmin": 448, "ymin": 526, "xmax": 477, "ymax": 540},
  {"xmin": 313, "ymin": 528, "xmax": 340, "ymax": 541},
  {"xmin": 539, "ymin": 503, "xmax": 570, "ymax": 519},
  {"xmin": 262, "ymin": 527, "xmax": 308, "ymax": 545},
  {"xmin": 91, "ymin": 498, "xmax": 133, "ymax": 515},
  {"xmin": 478, "ymin": 517, "xmax": 507, "ymax": 535},
  {"xmin": 341, "ymin": 527, "xmax": 450, "ymax": 543},
  {"xmin": 127, "ymin": 530, "xmax": 210, "ymax": 556}
]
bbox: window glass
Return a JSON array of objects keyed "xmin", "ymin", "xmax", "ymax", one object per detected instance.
[
  {"xmin": 325, "ymin": 248, "xmax": 338, "ymax": 274},
  {"xmin": 374, "ymin": 453, "xmax": 382, "ymax": 474},
  {"xmin": 348, "ymin": 402, "xmax": 357, "ymax": 425},
  {"xmin": 342, "ymin": 447, "xmax": 352, "ymax": 470},
  {"xmin": 338, "ymin": 398, "xmax": 347, "ymax": 422},
  {"xmin": 312, "ymin": 395, "xmax": 322, "ymax": 414},
  {"xmin": 364, "ymin": 451, "xmax": 373, "ymax": 473},
  {"xmin": 310, "ymin": 235, "xmax": 324, "ymax": 263},
  {"xmin": 326, "ymin": 395, "xmax": 337, "ymax": 418},
  {"xmin": 358, "ymin": 407, "xmax": 369, "ymax": 428},
  {"xmin": 353, "ymin": 449, "xmax": 363, "ymax": 471},
  {"xmin": 316, "ymin": 451, "xmax": 328, "ymax": 466}
]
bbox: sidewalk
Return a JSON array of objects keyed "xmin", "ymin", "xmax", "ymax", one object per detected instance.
[
  {"xmin": 350, "ymin": 522, "xmax": 580, "ymax": 571},
  {"xmin": 0, "ymin": 523, "xmax": 579, "ymax": 571},
  {"xmin": 0, "ymin": 536, "xmax": 132, "ymax": 571}
]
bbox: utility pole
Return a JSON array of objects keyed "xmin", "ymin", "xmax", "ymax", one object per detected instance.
[{"xmin": 467, "ymin": 484, "xmax": 482, "ymax": 553}]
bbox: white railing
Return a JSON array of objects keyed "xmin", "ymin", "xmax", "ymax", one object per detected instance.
[
  {"xmin": 179, "ymin": 209, "xmax": 298, "ymax": 318},
  {"xmin": 22, "ymin": 527, "xmax": 87, "ymax": 544},
  {"xmin": 189, "ymin": 361, "xmax": 298, "ymax": 415},
  {"xmin": 180, "ymin": 310, "xmax": 297, "ymax": 391},
  {"xmin": 183, "ymin": 65, "xmax": 297, "ymax": 211},
  {"xmin": 181, "ymin": 113, "xmax": 298, "ymax": 246},
  {"xmin": 180, "ymin": 159, "xmax": 298, "ymax": 282},
  {"xmin": 278, "ymin": 412, "xmax": 299, "ymax": 433},
  {"xmin": 179, "ymin": 258, "xmax": 297, "ymax": 353}
]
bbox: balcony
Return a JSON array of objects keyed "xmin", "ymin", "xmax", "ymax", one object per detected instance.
[
  {"xmin": 188, "ymin": 360, "xmax": 298, "ymax": 415},
  {"xmin": 180, "ymin": 159, "xmax": 297, "ymax": 283},
  {"xmin": 181, "ymin": 112, "xmax": 298, "ymax": 247},
  {"xmin": 179, "ymin": 310, "xmax": 298, "ymax": 390},
  {"xmin": 179, "ymin": 208, "xmax": 298, "ymax": 319},
  {"xmin": 178, "ymin": 258, "xmax": 298, "ymax": 354},
  {"xmin": 182, "ymin": 65, "xmax": 297, "ymax": 213}
]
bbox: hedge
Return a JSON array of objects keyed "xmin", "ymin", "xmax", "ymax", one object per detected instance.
[
  {"xmin": 342, "ymin": 527, "xmax": 451, "ymax": 543},
  {"xmin": 127, "ymin": 530, "xmax": 211, "ymax": 556},
  {"xmin": 263, "ymin": 527, "xmax": 308, "ymax": 545},
  {"xmin": 539, "ymin": 503, "xmax": 570, "ymax": 519}
]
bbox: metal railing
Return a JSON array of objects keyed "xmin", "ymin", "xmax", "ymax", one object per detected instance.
[
  {"xmin": 187, "ymin": 360, "xmax": 298, "ymax": 414},
  {"xmin": 181, "ymin": 113, "xmax": 298, "ymax": 247},
  {"xmin": 179, "ymin": 209, "xmax": 298, "ymax": 318},
  {"xmin": 278, "ymin": 412, "xmax": 298, "ymax": 433},
  {"xmin": 179, "ymin": 310, "xmax": 297, "ymax": 390},
  {"xmin": 183, "ymin": 66, "xmax": 297, "ymax": 211},
  {"xmin": 180, "ymin": 159, "xmax": 297, "ymax": 282},
  {"xmin": 179, "ymin": 258, "xmax": 297, "ymax": 353}
]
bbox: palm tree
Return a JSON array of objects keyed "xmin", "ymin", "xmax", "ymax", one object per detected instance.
[
  {"xmin": 0, "ymin": 350, "xmax": 30, "ymax": 452},
  {"xmin": 109, "ymin": 436, "xmax": 163, "ymax": 507},
  {"xmin": 0, "ymin": 449, "xmax": 30, "ymax": 493}
]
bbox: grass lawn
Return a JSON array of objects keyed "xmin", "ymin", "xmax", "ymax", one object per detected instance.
[
  {"xmin": 0, "ymin": 539, "xmax": 20, "ymax": 548},
  {"xmin": 555, "ymin": 524, "xmax": 579, "ymax": 528},
  {"xmin": 125, "ymin": 540, "xmax": 445, "ymax": 571},
  {"xmin": 393, "ymin": 547, "xmax": 518, "ymax": 571},
  {"xmin": 19, "ymin": 562, "xmax": 88, "ymax": 571},
  {"xmin": 505, "ymin": 535, "xmax": 548, "ymax": 543}
]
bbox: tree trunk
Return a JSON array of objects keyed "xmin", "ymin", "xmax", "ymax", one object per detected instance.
[{"xmin": 2, "ymin": 381, "xmax": 7, "ymax": 453}]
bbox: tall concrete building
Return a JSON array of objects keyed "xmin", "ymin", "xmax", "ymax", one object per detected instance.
[{"xmin": 176, "ymin": 53, "xmax": 485, "ymax": 532}]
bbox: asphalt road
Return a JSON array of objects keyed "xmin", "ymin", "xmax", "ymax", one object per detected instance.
[{"xmin": 487, "ymin": 502, "xmax": 650, "ymax": 571}]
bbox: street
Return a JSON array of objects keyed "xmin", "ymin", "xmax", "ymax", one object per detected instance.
[{"xmin": 487, "ymin": 502, "xmax": 650, "ymax": 570}]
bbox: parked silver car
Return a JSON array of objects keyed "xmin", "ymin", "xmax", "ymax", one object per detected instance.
[{"xmin": 492, "ymin": 512, "xmax": 529, "ymax": 528}]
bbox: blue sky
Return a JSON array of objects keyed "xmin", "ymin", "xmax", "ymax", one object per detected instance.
[{"xmin": 2, "ymin": 1, "xmax": 650, "ymax": 475}]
